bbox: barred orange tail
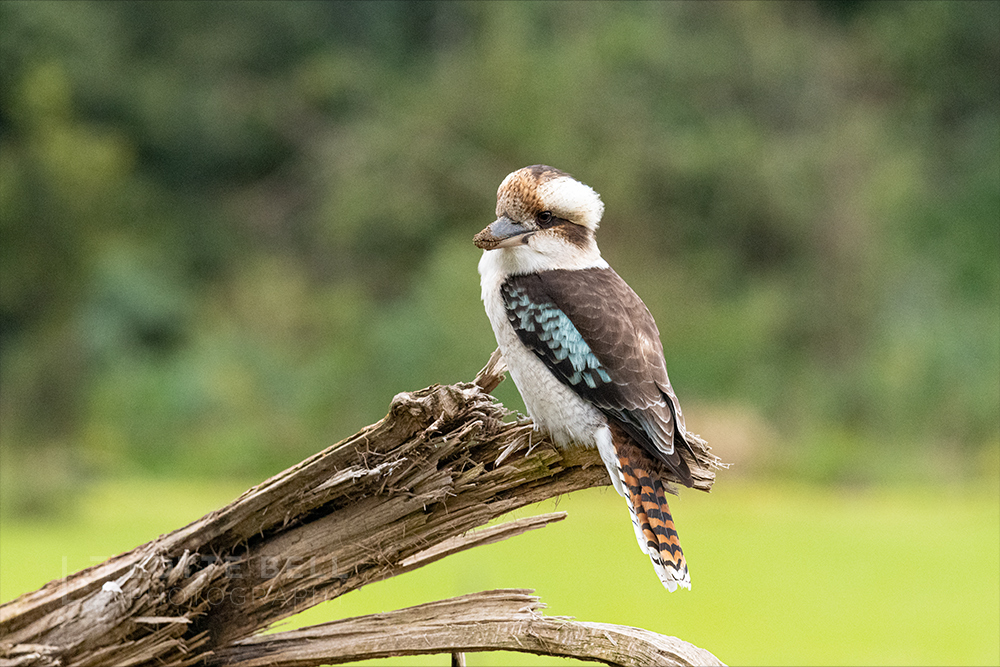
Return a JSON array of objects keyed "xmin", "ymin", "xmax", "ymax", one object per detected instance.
[{"xmin": 614, "ymin": 438, "xmax": 690, "ymax": 591}]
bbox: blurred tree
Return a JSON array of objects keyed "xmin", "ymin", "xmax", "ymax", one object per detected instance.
[{"xmin": 0, "ymin": 0, "xmax": 996, "ymax": 513}]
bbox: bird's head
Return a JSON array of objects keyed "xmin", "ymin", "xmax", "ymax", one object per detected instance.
[{"xmin": 474, "ymin": 165, "xmax": 605, "ymax": 271}]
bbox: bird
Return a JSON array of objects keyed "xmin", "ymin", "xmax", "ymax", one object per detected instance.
[{"xmin": 473, "ymin": 164, "xmax": 712, "ymax": 591}]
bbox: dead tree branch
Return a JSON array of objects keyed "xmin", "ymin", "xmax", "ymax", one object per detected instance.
[
  {"xmin": 211, "ymin": 589, "xmax": 723, "ymax": 667},
  {"xmin": 0, "ymin": 350, "xmax": 721, "ymax": 667}
]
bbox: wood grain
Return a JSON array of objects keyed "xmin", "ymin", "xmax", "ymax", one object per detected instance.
[{"xmin": 0, "ymin": 351, "xmax": 721, "ymax": 667}]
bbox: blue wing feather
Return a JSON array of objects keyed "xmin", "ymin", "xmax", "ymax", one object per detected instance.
[{"xmin": 502, "ymin": 283, "xmax": 610, "ymax": 390}]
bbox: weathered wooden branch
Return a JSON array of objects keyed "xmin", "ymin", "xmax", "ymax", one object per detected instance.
[
  {"xmin": 212, "ymin": 589, "xmax": 723, "ymax": 667},
  {"xmin": 0, "ymin": 350, "xmax": 722, "ymax": 667}
]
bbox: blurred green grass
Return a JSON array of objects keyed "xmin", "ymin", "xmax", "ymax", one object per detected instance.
[{"xmin": 2, "ymin": 477, "xmax": 997, "ymax": 666}]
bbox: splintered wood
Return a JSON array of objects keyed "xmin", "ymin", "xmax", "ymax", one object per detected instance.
[{"xmin": 0, "ymin": 351, "xmax": 722, "ymax": 667}]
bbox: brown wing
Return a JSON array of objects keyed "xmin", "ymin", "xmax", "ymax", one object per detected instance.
[{"xmin": 502, "ymin": 267, "xmax": 695, "ymax": 486}]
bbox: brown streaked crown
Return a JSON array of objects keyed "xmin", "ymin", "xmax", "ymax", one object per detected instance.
[
  {"xmin": 495, "ymin": 165, "xmax": 605, "ymax": 234},
  {"xmin": 496, "ymin": 165, "xmax": 570, "ymax": 222}
]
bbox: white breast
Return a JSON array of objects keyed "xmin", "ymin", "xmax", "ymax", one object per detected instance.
[{"xmin": 478, "ymin": 249, "xmax": 607, "ymax": 448}]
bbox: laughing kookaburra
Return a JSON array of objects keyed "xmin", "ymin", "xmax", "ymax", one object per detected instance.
[{"xmin": 474, "ymin": 165, "xmax": 713, "ymax": 591}]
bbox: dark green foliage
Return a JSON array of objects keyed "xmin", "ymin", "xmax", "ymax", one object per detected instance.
[{"xmin": 0, "ymin": 1, "xmax": 997, "ymax": 506}]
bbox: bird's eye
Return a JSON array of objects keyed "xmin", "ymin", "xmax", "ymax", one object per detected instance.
[{"xmin": 537, "ymin": 211, "xmax": 554, "ymax": 227}]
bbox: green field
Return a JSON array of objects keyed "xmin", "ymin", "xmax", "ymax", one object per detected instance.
[{"xmin": 1, "ymin": 478, "xmax": 997, "ymax": 666}]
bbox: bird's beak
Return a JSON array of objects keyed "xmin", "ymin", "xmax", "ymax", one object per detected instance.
[{"xmin": 473, "ymin": 216, "xmax": 534, "ymax": 250}]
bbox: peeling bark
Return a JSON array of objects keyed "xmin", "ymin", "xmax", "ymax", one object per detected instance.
[{"xmin": 0, "ymin": 351, "xmax": 721, "ymax": 667}]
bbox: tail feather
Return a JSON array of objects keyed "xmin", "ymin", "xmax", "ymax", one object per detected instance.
[{"xmin": 613, "ymin": 435, "xmax": 691, "ymax": 591}]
